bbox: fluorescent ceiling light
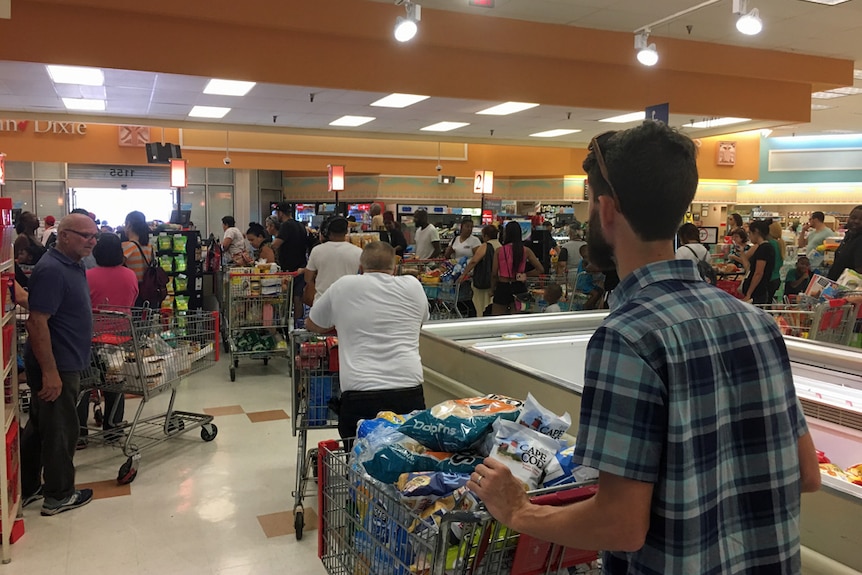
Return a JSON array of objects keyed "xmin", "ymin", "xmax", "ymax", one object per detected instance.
[
  {"xmin": 854, "ymin": 69, "xmax": 862, "ymax": 80},
  {"xmin": 798, "ymin": 0, "xmax": 851, "ymax": 4},
  {"xmin": 421, "ymin": 121, "xmax": 470, "ymax": 132},
  {"xmin": 599, "ymin": 112, "xmax": 645, "ymax": 123},
  {"xmin": 188, "ymin": 105, "xmax": 231, "ymax": 118},
  {"xmin": 203, "ymin": 79, "xmax": 256, "ymax": 96},
  {"xmin": 329, "ymin": 115, "xmax": 375, "ymax": 127},
  {"xmin": 529, "ymin": 129, "xmax": 581, "ymax": 138},
  {"xmin": 371, "ymin": 93, "xmax": 429, "ymax": 108},
  {"xmin": 827, "ymin": 86, "xmax": 862, "ymax": 95},
  {"xmin": 682, "ymin": 117, "xmax": 750, "ymax": 129},
  {"xmin": 811, "ymin": 104, "xmax": 835, "ymax": 110},
  {"xmin": 476, "ymin": 102, "xmax": 539, "ymax": 116},
  {"xmin": 62, "ymin": 98, "xmax": 105, "ymax": 111},
  {"xmin": 47, "ymin": 65, "xmax": 104, "ymax": 86},
  {"xmin": 811, "ymin": 91, "xmax": 846, "ymax": 99}
]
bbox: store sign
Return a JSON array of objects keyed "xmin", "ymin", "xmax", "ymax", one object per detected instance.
[
  {"xmin": 0, "ymin": 153, "xmax": 5, "ymax": 185},
  {"xmin": 473, "ymin": 170, "xmax": 494, "ymax": 195},
  {"xmin": 0, "ymin": 119, "xmax": 87, "ymax": 135}
]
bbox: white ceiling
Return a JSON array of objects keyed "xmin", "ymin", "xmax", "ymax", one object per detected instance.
[{"xmin": 0, "ymin": 0, "xmax": 861, "ymax": 142}]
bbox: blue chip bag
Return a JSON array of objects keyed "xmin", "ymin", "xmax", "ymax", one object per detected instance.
[
  {"xmin": 541, "ymin": 445, "xmax": 599, "ymax": 488},
  {"xmin": 356, "ymin": 425, "xmax": 437, "ymax": 484},
  {"xmin": 399, "ymin": 395, "xmax": 522, "ymax": 452},
  {"xmin": 357, "ymin": 411, "xmax": 408, "ymax": 439},
  {"xmin": 396, "ymin": 472, "xmax": 470, "ymax": 512}
]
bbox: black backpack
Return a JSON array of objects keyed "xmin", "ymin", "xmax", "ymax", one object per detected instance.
[
  {"xmin": 472, "ymin": 243, "xmax": 495, "ymax": 289},
  {"xmin": 133, "ymin": 243, "xmax": 169, "ymax": 308},
  {"xmin": 685, "ymin": 245, "xmax": 717, "ymax": 285}
]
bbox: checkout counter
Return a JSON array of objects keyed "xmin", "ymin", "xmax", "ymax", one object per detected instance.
[{"xmin": 420, "ymin": 313, "xmax": 862, "ymax": 574}]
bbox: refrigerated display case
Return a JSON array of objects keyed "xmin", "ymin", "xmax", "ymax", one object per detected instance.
[{"xmin": 420, "ymin": 314, "xmax": 862, "ymax": 573}]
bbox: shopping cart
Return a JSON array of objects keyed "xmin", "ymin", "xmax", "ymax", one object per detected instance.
[
  {"xmin": 79, "ymin": 307, "xmax": 219, "ymax": 484},
  {"xmin": 316, "ymin": 440, "xmax": 600, "ymax": 575},
  {"xmin": 290, "ymin": 330, "xmax": 340, "ymax": 541},
  {"xmin": 399, "ymin": 258, "xmax": 473, "ymax": 320},
  {"xmin": 756, "ymin": 297, "xmax": 859, "ymax": 345},
  {"xmin": 225, "ymin": 269, "xmax": 295, "ymax": 381}
]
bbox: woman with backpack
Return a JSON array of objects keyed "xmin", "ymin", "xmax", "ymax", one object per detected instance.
[
  {"xmin": 122, "ymin": 219, "xmax": 155, "ymax": 306},
  {"xmin": 459, "ymin": 225, "xmax": 501, "ymax": 317},
  {"xmin": 491, "ymin": 221, "xmax": 544, "ymax": 316}
]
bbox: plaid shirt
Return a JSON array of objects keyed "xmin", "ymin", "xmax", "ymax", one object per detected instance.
[{"xmin": 573, "ymin": 260, "xmax": 807, "ymax": 575}]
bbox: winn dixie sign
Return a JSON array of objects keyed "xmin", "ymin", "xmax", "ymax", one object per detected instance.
[{"xmin": 0, "ymin": 120, "xmax": 87, "ymax": 135}]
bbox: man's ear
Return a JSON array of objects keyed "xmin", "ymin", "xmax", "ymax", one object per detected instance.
[{"xmin": 597, "ymin": 195, "xmax": 617, "ymax": 238}]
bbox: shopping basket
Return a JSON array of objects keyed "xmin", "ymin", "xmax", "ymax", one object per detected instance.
[{"xmin": 316, "ymin": 439, "xmax": 600, "ymax": 575}]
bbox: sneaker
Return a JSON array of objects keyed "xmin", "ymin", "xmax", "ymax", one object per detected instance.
[
  {"xmin": 22, "ymin": 485, "xmax": 44, "ymax": 508},
  {"xmin": 76, "ymin": 438, "xmax": 88, "ymax": 450},
  {"xmin": 41, "ymin": 489, "xmax": 94, "ymax": 516}
]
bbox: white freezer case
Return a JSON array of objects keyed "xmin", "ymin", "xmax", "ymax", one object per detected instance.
[{"xmin": 420, "ymin": 313, "xmax": 862, "ymax": 573}]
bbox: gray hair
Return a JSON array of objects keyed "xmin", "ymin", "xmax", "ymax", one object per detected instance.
[
  {"xmin": 265, "ymin": 216, "xmax": 279, "ymax": 229},
  {"xmin": 360, "ymin": 241, "xmax": 396, "ymax": 272}
]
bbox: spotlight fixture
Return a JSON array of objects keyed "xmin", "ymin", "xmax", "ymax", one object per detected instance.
[
  {"xmin": 733, "ymin": 0, "xmax": 762, "ymax": 35},
  {"xmin": 394, "ymin": 1, "xmax": 421, "ymax": 43},
  {"xmin": 634, "ymin": 31, "xmax": 658, "ymax": 66}
]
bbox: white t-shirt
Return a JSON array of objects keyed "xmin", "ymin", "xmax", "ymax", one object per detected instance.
[
  {"xmin": 306, "ymin": 240, "xmax": 363, "ymax": 303},
  {"xmin": 560, "ymin": 240, "xmax": 586, "ymax": 271},
  {"xmin": 544, "ymin": 303, "xmax": 563, "ymax": 313},
  {"xmin": 450, "ymin": 235, "xmax": 481, "ymax": 259},
  {"xmin": 223, "ymin": 227, "xmax": 248, "ymax": 258},
  {"xmin": 675, "ymin": 243, "xmax": 710, "ymax": 262},
  {"xmin": 414, "ymin": 224, "xmax": 440, "ymax": 259},
  {"xmin": 309, "ymin": 273, "xmax": 430, "ymax": 392}
]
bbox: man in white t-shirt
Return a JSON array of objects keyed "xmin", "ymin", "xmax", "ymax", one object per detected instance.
[
  {"xmin": 304, "ymin": 216, "xmax": 362, "ymax": 304},
  {"xmin": 413, "ymin": 209, "xmax": 441, "ymax": 259},
  {"xmin": 797, "ymin": 211, "xmax": 834, "ymax": 253},
  {"xmin": 306, "ymin": 241, "xmax": 429, "ymax": 439},
  {"xmin": 675, "ymin": 223, "xmax": 710, "ymax": 262},
  {"xmin": 556, "ymin": 224, "xmax": 586, "ymax": 282}
]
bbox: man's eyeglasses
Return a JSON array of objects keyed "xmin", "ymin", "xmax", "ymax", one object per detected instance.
[
  {"xmin": 65, "ymin": 229, "xmax": 100, "ymax": 241},
  {"xmin": 588, "ymin": 131, "xmax": 621, "ymax": 212}
]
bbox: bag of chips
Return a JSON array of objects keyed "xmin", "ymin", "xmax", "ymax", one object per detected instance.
[
  {"xmin": 488, "ymin": 418, "xmax": 559, "ymax": 491},
  {"xmin": 357, "ymin": 411, "xmax": 408, "ymax": 440},
  {"xmin": 399, "ymin": 395, "xmax": 522, "ymax": 452},
  {"xmin": 356, "ymin": 425, "xmax": 437, "ymax": 484},
  {"xmin": 541, "ymin": 445, "xmax": 599, "ymax": 488},
  {"xmin": 516, "ymin": 393, "xmax": 571, "ymax": 443},
  {"xmin": 396, "ymin": 472, "xmax": 470, "ymax": 512}
]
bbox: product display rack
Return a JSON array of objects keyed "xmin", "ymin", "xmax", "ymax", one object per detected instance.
[
  {"xmin": 154, "ymin": 230, "xmax": 204, "ymax": 312},
  {"xmin": 0, "ymin": 197, "xmax": 21, "ymax": 563}
]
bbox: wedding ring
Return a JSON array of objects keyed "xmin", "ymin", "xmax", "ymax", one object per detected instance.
[{"xmin": 474, "ymin": 474, "xmax": 483, "ymax": 485}]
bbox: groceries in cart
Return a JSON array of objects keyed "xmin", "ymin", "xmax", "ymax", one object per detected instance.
[{"xmin": 339, "ymin": 393, "xmax": 598, "ymax": 575}]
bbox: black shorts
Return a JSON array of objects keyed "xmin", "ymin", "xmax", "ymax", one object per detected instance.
[
  {"xmin": 493, "ymin": 281, "xmax": 527, "ymax": 305},
  {"xmin": 292, "ymin": 275, "xmax": 306, "ymax": 297},
  {"xmin": 337, "ymin": 385, "xmax": 425, "ymax": 440}
]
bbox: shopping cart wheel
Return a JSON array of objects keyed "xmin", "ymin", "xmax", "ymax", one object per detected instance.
[
  {"xmin": 200, "ymin": 423, "xmax": 218, "ymax": 442},
  {"xmin": 294, "ymin": 511, "xmax": 303, "ymax": 540},
  {"xmin": 117, "ymin": 458, "xmax": 137, "ymax": 485},
  {"xmin": 93, "ymin": 405, "xmax": 103, "ymax": 427},
  {"xmin": 263, "ymin": 358, "xmax": 269, "ymax": 366},
  {"xmin": 229, "ymin": 367, "xmax": 236, "ymax": 382},
  {"xmin": 233, "ymin": 359, "xmax": 239, "ymax": 368}
]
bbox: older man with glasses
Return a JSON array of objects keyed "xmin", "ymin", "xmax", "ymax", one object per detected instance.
[
  {"xmin": 469, "ymin": 122, "xmax": 820, "ymax": 574},
  {"xmin": 20, "ymin": 213, "xmax": 98, "ymax": 516}
]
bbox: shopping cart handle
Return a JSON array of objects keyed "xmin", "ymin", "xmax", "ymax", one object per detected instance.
[
  {"xmin": 828, "ymin": 298, "xmax": 847, "ymax": 307},
  {"xmin": 530, "ymin": 484, "xmax": 598, "ymax": 506}
]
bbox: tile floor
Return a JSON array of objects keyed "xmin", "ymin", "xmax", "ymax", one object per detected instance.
[{"xmin": 8, "ymin": 358, "xmax": 331, "ymax": 575}]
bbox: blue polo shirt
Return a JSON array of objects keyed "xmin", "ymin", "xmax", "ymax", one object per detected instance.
[{"xmin": 26, "ymin": 248, "xmax": 93, "ymax": 372}]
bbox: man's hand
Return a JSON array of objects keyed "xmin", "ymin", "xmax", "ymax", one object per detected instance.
[
  {"xmin": 38, "ymin": 371, "xmax": 63, "ymax": 402},
  {"xmin": 467, "ymin": 457, "xmax": 530, "ymax": 526}
]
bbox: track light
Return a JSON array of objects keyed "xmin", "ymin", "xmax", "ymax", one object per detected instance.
[
  {"xmin": 733, "ymin": 0, "xmax": 762, "ymax": 35},
  {"xmin": 394, "ymin": 1, "xmax": 421, "ymax": 43},
  {"xmin": 634, "ymin": 31, "xmax": 658, "ymax": 66}
]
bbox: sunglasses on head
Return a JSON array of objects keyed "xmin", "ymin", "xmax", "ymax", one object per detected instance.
[{"xmin": 588, "ymin": 130, "xmax": 621, "ymax": 212}]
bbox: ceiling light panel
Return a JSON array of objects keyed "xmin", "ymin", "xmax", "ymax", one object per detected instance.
[
  {"xmin": 682, "ymin": 117, "xmax": 750, "ymax": 129},
  {"xmin": 599, "ymin": 112, "xmax": 645, "ymax": 123},
  {"xmin": 476, "ymin": 102, "xmax": 539, "ymax": 116},
  {"xmin": 811, "ymin": 91, "xmax": 846, "ymax": 99},
  {"xmin": 203, "ymin": 79, "xmax": 256, "ymax": 96},
  {"xmin": 62, "ymin": 98, "xmax": 106, "ymax": 111},
  {"xmin": 47, "ymin": 65, "xmax": 104, "ymax": 86},
  {"xmin": 798, "ymin": 0, "xmax": 851, "ymax": 4},
  {"xmin": 370, "ymin": 93, "xmax": 430, "ymax": 108},
  {"xmin": 530, "ymin": 129, "xmax": 581, "ymax": 138},
  {"xmin": 421, "ymin": 121, "xmax": 470, "ymax": 132},
  {"xmin": 811, "ymin": 104, "xmax": 835, "ymax": 110},
  {"xmin": 855, "ymin": 69, "xmax": 862, "ymax": 80},
  {"xmin": 329, "ymin": 115, "xmax": 376, "ymax": 127},
  {"xmin": 188, "ymin": 105, "xmax": 231, "ymax": 118},
  {"xmin": 827, "ymin": 87, "xmax": 862, "ymax": 95}
]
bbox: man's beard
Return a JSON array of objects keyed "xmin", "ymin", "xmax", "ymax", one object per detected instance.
[{"xmin": 587, "ymin": 206, "xmax": 616, "ymax": 271}]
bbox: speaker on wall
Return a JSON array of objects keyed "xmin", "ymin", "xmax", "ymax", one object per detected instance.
[{"xmin": 145, "ymin": 143, "xmax": 182, "ymax": 164}]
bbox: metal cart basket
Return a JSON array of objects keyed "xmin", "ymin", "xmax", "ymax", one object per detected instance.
[
  {"xmin": 757, "ymin": 297, "xmax": 859, "ymax": 346},
  {"xmin": 79, "ymin": 307, "xmax": 219, "ymax": 484},
  {"xmin": 290, "ymin": 330, "xmax": 340, "ymax": 540},
  {"xmin": 225, "ymin": 270, "xmax": 295, "ymax": 381},
  {"xmin": 316, "ymin": 439, "xmax": 600, "ymax": 575}
]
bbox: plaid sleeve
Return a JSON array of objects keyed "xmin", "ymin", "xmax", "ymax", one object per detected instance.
[{"xmin": 573, "ymin": 326, "xmax": 666, "ymax": 483}]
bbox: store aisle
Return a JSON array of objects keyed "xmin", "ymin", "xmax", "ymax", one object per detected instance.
[{"xmin": 10, "ymin": 359, "xmax": 329, "ymax": 575}]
